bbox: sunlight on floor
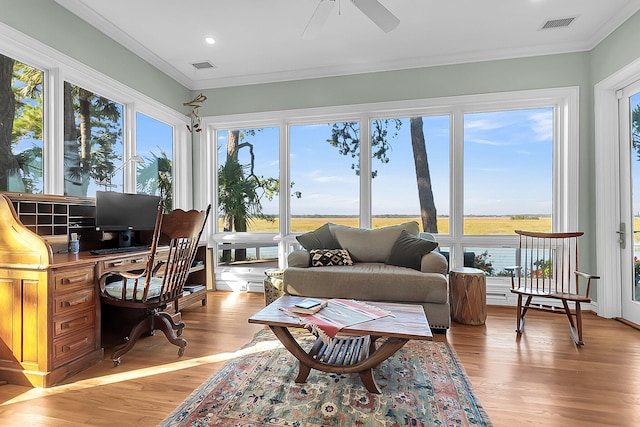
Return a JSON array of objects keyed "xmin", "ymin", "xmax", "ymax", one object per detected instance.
[{"xmin": 0, "ymin": 338, "xmax": 282, "ymax": 406}]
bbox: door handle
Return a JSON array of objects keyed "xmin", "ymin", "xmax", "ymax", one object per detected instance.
[{"xmin": 618, "ymin": 222, "xmax": 626, "ymax": 249}]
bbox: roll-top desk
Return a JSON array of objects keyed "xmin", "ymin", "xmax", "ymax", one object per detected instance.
[{"xmin": 0, "ymin": 192, "xmax": 211, "ymax": 387}]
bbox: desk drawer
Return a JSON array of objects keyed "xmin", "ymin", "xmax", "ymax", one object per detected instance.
[
  {"xmin": 53, "ymin": 266, "xmax": 94, "ymax": 292},
  {"xmin": 99, "ymin": 255, "xmax": 149, "ymax": 273},
  {"xmin": 53, "ymin": 288, "xmax": 95, "ymax": 316},
  {"xmin": 53, "ymin": 308, "xmax": 96, "ymax": 338},
  {"xmin": 52, "ymin": 326, "xmax": 97, "ymax": 367}
]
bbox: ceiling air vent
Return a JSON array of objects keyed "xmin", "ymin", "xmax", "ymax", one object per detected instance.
[
  {"xmin": 191, "ymin": 61, "xmax": 216, "ymax": 70},
  {"xmin": 540, "ymin": 17, "xmax": 576, "ymax": 30}
]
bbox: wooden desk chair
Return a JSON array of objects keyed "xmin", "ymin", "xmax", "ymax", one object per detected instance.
[
  {"xmin": 507, "ymin": 230, "xmax": 599, "ymax": 345},
  {"xmin": 98, "ymin": 203, "xmax": 211, "ymax": 365}
]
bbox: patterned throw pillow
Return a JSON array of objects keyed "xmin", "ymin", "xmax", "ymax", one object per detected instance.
[{"xmin": 309, "ymin": 249, "xmax": 354, "ymax": 267}]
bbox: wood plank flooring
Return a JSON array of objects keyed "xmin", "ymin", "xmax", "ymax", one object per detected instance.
[{"xmin": 0, "ymin": 291, "xmax": 638, "ymax": 426}]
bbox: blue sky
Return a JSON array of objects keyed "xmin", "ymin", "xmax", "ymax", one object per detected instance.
[
  {"xmin": 12, "ymin": 99, "xmax": 554, "ymax": 216},
  {"xmin": 217, "ymin": 107, "xmax": 553, "ymax": 217},
  {"xmin": 632, "ymin": 93, "xmax": 640, "ymax": 217}
]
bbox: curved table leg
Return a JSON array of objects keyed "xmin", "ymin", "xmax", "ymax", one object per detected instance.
[{"xmin": 269, "ymin": 326, "xmax": 409, "ymax": 394}]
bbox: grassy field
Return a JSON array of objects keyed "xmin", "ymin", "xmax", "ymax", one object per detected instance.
[{"xmin": 218, "ymin": 216, "xmax": 553, "ymax": 235}]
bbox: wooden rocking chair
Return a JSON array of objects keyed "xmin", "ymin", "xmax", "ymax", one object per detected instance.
[
  {"xmin": 507, "ymin": 230, "xmax": 599, "ymax": 345},
  {"xmin": 98, "ymin": 202, "xmax": 210, "ymax": 365}
]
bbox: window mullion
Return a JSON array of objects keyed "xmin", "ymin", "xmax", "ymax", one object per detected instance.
[
  {"xmin": 360, "ymin": 114, "xmax": 372, "ymax": 228},
  {"xmin": 451, "ymin": 108, "xmax": 465, "ymax": 267}
]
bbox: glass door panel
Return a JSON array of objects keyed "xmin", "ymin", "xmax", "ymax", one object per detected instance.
[{"xmin": 620, "ymin": 81, "xmax": 640, "ymax": 324}]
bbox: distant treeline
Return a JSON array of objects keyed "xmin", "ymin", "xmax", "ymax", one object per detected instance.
[{"xmin": 287, "ymin": 214, "xmax": 549, "ymax": 219}]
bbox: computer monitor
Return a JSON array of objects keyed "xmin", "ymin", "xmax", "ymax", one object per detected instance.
[{"xmin": 95, "ymin": 191, "xmax": 162, "ymax": 246}]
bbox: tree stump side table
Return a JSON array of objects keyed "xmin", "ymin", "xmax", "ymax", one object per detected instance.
[{"xmin": 449, "ymin": 267, "xmax": 487, "ymax": 325}]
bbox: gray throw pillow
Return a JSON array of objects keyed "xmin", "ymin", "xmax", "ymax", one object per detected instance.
[
  {"xmin": 295, "ymin": 223, "xmax": 340, "ymax": 250},
  {"xmin": 385, "ymin": 230, "xmax": 439, "ymax": 270}
]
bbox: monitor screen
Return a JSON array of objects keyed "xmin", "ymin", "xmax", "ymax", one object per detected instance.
[{"xmin": 95, "ymin": 191, "xmax": 162, "ymax": 232}]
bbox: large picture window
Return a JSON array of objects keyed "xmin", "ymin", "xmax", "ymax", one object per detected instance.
[
  {"xmin": 206, "ymin": 89, "xmax": 577, "ymax": 292},
  {"xmin": 0, "ymin": 33, "xmax": 189, "ymax": 213}
]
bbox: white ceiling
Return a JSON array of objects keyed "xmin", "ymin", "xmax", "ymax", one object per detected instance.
[{"xmin": 55, "ymin": 0, "xmax": 640, "ymax": 90}]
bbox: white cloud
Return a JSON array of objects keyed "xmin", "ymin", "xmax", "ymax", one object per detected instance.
[
  {"xmin": 529, "ymin": 112, "xmax": 553, "ymax": 141},
  {"xmin": 465, "ymin": 137, "xmax": 510, "ymax": 146},
  {"xmin": 464, "ymin": 119, "xmax": 504, "ymax": 131}
]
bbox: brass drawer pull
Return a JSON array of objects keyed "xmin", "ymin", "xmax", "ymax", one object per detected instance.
[
  {"xmin": 61, "ymin": 295, "xmax": 89, "ymax": 307},
  {"xmin": 62, "ymin": 337, "xmax": 89, "ymax": 353},
  {"xmin": 60, "ymin": 316, "xmax": 89, "ymax": 330},
  {"xmin": 108, "ymin": 261, "xmax": 125, "ymax": 267},
  {"xmin": 63, "ymin": 273, "xmax": 90, "ymax": 284}
]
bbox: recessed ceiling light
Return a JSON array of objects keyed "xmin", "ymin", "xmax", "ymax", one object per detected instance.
[{"xmin": 204, "ymin": 36, "xmax": 216, "ymax": 45}]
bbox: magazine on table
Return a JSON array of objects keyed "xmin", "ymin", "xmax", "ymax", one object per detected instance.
[{"xmin": 284, "ymin": 298, "xmax": 394, "ymax": 339}]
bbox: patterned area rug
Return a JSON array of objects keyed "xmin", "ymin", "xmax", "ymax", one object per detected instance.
[{"xmin": 160, "ymin": 329, "xmax": 491, "ymax": 427}]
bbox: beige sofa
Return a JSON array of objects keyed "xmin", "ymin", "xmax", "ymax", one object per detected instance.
[{"xmin": 283, "ymin": 221, "xmax": 450, "ymax": 331}]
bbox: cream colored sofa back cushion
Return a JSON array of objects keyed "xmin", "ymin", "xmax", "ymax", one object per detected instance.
[{"xmin": 331, "ymin": 221, "xmax": 420, "ymax": 263}]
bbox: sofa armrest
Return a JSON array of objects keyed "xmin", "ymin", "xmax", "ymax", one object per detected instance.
[
  {"xmin": 421, "ymin": 251, "xmax": 448, "ymax": 274},
  {"xmin": 287, "ymin": 249, "xmax": 311, "ymax": 267}
]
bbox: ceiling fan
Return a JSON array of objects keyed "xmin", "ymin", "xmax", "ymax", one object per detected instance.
[{"xmin": 302, "ymin": 0, "xmax": 400, "ymax": 39}]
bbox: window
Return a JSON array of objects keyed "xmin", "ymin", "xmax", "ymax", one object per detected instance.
[
  {"xmin": 0, "ymin": 28, "xmax": 189, "ymax": 212},
  {"xmin": 136, "ymin": 112, "xmax": 173, "ymax": 211},
  {"xmin": 217, "ymin": 126, "xmax": 280, "ymax": 233},
  {"xmin": 216, "ymin": 126, "xmax": 280, "ymax": 269},
  {"xmin": 0, "ymin": 54, "xmax": 43, "ymax": 193},
  {"xmin": 371, "ymin": 115, "xmax": 450, "ymax": 233},
  {"xmin": 463, "ymin": 108, "xmax": 553, "ymax": 235},
  {"xmin": 290, "ymin": 122, "xmax": 361, "ymax": 232},
  {"xmin": 205, "ymin": 89, "xmax": 577, "ymax": 292},
  {"xmin": 63, "ymin": 82, "xmax": 124, "ymax": 197}
]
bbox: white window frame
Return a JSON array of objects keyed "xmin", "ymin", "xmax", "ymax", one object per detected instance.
[
  {"xmin": 202, "ymin": 87, "xmax": 579, "ymax": 295},
  {"xmin": 0, "ymin": 22, "xmax": 191, "ymax": 207}
]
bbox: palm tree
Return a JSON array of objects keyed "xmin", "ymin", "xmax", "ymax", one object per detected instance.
[
  {"xmin": 218, "ymin": 156, "xmax": 264, "ymax": 262},
  {"xmin": 137, "ymin": 150, "xmax": 173, "ymax": 212}
]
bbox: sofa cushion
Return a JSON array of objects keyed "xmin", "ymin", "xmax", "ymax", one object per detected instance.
[
  {"xmin": 296, "ymin": 223, "xmax": 340, "ymax": 250},
  {"xmin": 386, "ymin": 230, "xmax": 439, "ymax": 271},
  {"xmin": 332, "ymin": 221, "xmax": 420, "ymax": 263},
  {"xmin": 310, "ymin": 249, "xmax": 354, "ymax": 266},
  {"xmin": 284, "ymin": 263, "xmax": 448, "ymax": 305}
]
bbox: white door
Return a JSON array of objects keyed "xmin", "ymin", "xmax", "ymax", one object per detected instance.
[{"xmin": 619, "ymin": 80, "xmax": 640, "ymax": 325}]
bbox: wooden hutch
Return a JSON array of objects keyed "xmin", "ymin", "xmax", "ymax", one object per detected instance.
[{"xmin": 0, "ymin": 192, "xmax": 212, "ymax": 387}]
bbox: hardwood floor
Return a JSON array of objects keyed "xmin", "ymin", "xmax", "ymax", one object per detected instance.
[{"xmin": 0, "ymin": 291, "xmax": 638, "ymax": 426}]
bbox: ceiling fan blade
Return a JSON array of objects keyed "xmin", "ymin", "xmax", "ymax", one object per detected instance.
[
  {"xmin": 302, "ymin": 0, "xmax": 336, "ymax": 40},
  {"xmin": 351, "ymin": 0, "xmax": 399, "ymax": 32}
]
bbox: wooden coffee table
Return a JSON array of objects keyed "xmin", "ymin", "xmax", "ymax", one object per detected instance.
[{"xmin": 248, "ymin": 295, "xmax": 432, "ymax": 394}]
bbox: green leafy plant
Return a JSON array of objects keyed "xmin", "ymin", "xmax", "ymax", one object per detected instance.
[
  {"xmin": 532, "ymin": 259, "xmax": 552, "ymax": 278},
  {"xmin": 473, "ymin": 250, "xmax": 494, "ymax": 275}
]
